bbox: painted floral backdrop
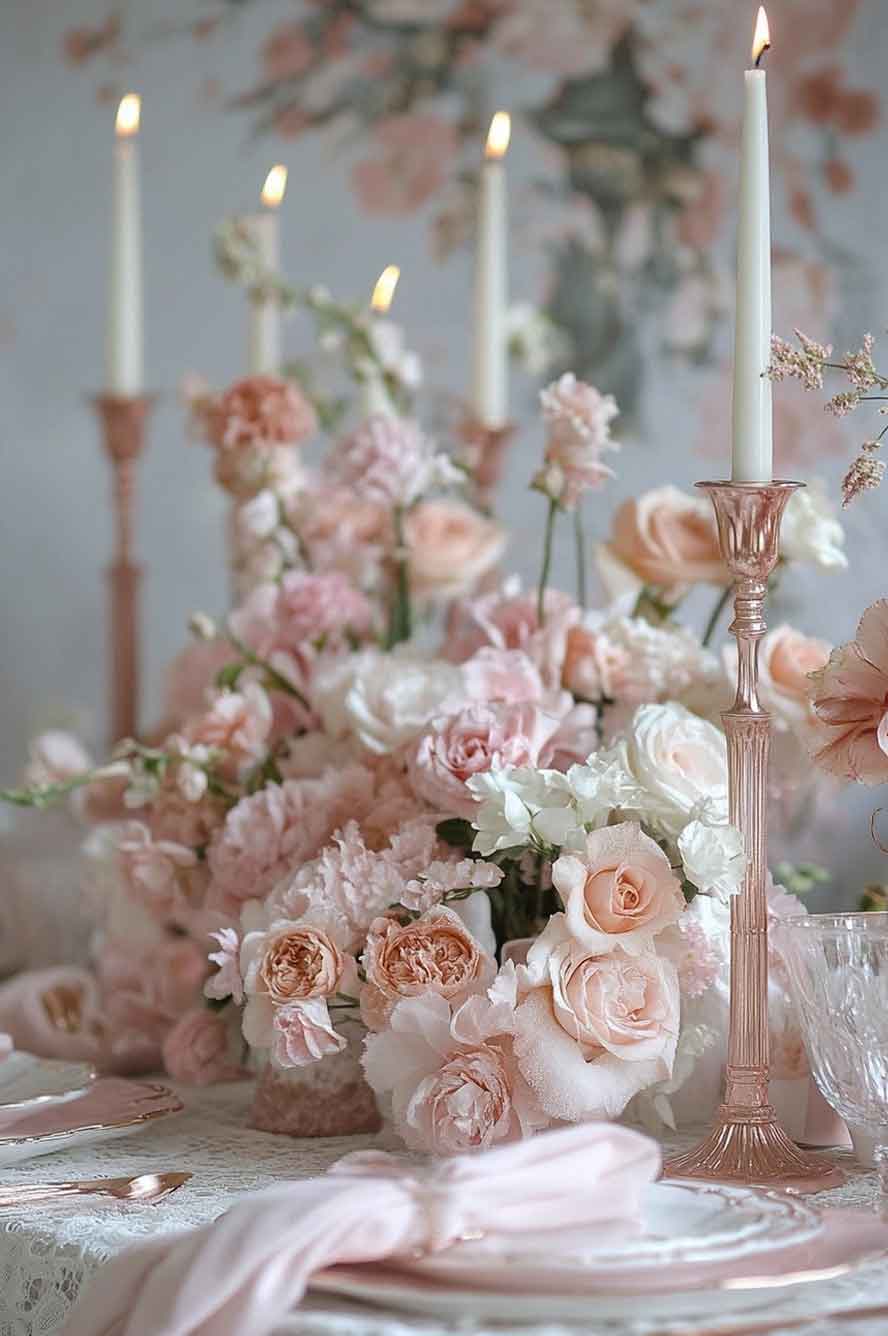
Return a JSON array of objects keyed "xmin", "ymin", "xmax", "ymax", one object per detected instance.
[{"xmin": 64, "ymin": 0, "xmax": 880, "ymax": 427}]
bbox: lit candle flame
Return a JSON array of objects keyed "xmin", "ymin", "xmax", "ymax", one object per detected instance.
[
  {"xmin": 751, "ymin": 6, "xmax": 770, "ymax": 66},
  {"xmin": 115, "ymin": 93, "xmax": 141, "ymax": 138},
  {"xmin": 485, "ymin": 111, "xmax": 511, "ymax": 160},
  {"xmin": 261, "ymin": 164, "xmax": 288, "ymax": 209},
  {"xmin": 371, "ymin": 265, "xmax": 400, "ymax": 314}
]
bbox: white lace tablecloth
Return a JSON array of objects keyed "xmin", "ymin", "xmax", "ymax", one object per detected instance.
[{"xmin": 0, "ymin": 1082, "xmax": 884, "ymax": 1336}]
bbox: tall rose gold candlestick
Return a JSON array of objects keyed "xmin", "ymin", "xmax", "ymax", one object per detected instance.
[
  {"xmin": 665, "ymin": 481, "xmax": 842, "ymax": 1192},
  {"xmin": 91, "ymin": 394, "xmax": 154, "ymax": 744}
]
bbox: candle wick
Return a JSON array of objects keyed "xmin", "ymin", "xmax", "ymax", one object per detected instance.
[{"xmin": 754, "ymin": 42, "xmax": 770, "ymax": 69}]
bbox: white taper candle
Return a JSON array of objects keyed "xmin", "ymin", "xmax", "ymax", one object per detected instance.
[
  {"xmin": 245, "ymin": 165, "xmax": 287, "ymax": 376},
  {"xmin": 731, "ymin": 7, "xmax": 773, "ymax": 482},
  {"xmin": 106, "ymin": 94, "xmax": 143, "ymax": 395},
  {"xmin": 472, "ymin": 112, "xmax": 510, "ymax": 430}
]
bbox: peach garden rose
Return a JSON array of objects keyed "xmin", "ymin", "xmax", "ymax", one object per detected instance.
[
  {"xmin": 552, "ymin": 821, "xmax": 685, "ymax": 956},
  {"xmin": 404, "ymin": 500, "xmax": 507, "ymax": 602},
  {"xmin": 599, "ymin": 485, "xmax": 728, "ymax": 603},
  {"xmin": 360, "ymin": 905, "xmax": 497, "ymax": 1030}
]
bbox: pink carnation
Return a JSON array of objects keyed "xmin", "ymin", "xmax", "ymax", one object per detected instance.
[
  {"xmin": 162, "ymin": 1008, "xmax": 245, "ymax": 1086},
  {"xmin": 229, "ymin": 571, "xmax": 374, "ymax": 659},
  {"xmin": 327, "ymin": 414, "xmax": 450, "ymax": 508},
  {"xmin": 183, "ymin": 682, "xmax": 272, "ymax": 778},
  {"xmin": 271, "ymin": 999, "xmax": 347, "ymax": 1067},
  {"xmin": 535, "ymin": 373, "xmax": 619, "ymax": 509},
  {"xmin": 203, "ymin": 375, "xmax": 316, "ymax": 451},
  {"xmin": 207, "ymin": 768, "xmax": 375, "ymax": 916}
]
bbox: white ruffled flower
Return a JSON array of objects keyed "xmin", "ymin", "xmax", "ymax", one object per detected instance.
[
  {"xmin": 468, "ymin": 766, "xmax": 579, "ymax": 856},
  {"xmin": 780, "ymin": 480, "xmax": 847, "ymax": 570},
  {"xmin": 677, "ymin": 818, "xmax": 746, "ymax": 901}
]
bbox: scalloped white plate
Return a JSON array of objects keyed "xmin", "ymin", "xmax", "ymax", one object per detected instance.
[{"xmin": 0, "ymin": 1053, "xmax": 95, "ymax": 1114}]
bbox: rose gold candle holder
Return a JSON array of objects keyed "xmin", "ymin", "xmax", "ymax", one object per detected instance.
[
  {"xmin": 458, "ymin": 413, "xmax": 516, "ymax": 510},
  {"xmin": 665, "ymin": 481, "xmax": 843, "ymax": 1192},
  {"xmin": 91, "ymin": 394, "xmax": 155, "ymax": 745}
]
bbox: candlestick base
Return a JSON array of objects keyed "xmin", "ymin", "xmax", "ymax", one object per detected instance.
[
  {"xmin": 458, "ymin": 413, "xmax": 516, "ymax": 509},
  {"xmin": 665, "ymin": 1105, "xmax": 844, "ymax": 1192}
]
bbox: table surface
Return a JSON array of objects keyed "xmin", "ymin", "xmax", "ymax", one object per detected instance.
[{"xmin": 0, "ymin": 1081, "xmax": 885, "ymax": 1336}]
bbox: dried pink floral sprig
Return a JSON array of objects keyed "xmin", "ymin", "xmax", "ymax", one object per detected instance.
[{"xmin": 767, "ymin": 329, "xmax": 888, "ymax": 506}]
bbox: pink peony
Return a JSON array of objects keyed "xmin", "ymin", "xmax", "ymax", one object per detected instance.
[
  {"xmin": 600, "ymin": 486, "xmax": 728, "ymax": 603},
  {"xmin": 405, "ymin": 500, "xmax": 506, "ymax": 601},
  {"xmin": 535, "ymin": 373, "xmax": 620, "ymax": 509},
  {"xmin": 326, "ymin": 415, "xmax": 451, "ymax": 508},
  {"xmin": 408, "ymin": 702, "xmax": 562, "ymax": 817},
  {"xmin": 360, "ymin": 905, "xmax": 497, "ymax": 1030},
  {"xmin": 352, "ymin": 114, "xmax": 459, "ymax": 215},
  {"xmin": 203, "ymin": 376, "xmax": 317, "ymax": 451},
  {"xmin": 552, "ymin": 823, "xmax": 685, "ymax": 956},
  {"xmin": 270, "ymin": 999, "xmax": 347, "ymax": 1067},
  {"xmin": 362, "ymin": 982, "xmax": 549, "ymax": 1153},
  {"xmin": 162, "ymin": 1008, "xmax": 245, "ymax": 1086},
  {"xmin": 116, "ymin": 823, "xmax": 197, "ymax": 920},
  {"xmin": 809, "ymin": 600, "xmax": 888, "ymax": 784}
]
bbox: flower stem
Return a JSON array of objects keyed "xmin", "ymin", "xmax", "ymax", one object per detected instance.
[
  {"xmin": 702, "ymin": 584, "xmax": 733, "ymax": 648},
  {"xmin": 537, "ymin": 498, "xmax": 558, "ymax": 627},
  {"xmin": 386, "ymin": 505, "xmax": 412, "ymax": 649},
  {"xmin": 573, "ymin": 505, "xmax": 587, "ymax": 610}
]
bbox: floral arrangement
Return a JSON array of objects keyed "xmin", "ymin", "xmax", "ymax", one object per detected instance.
[{"xmin": 4, "ymin": 323, "xmax": 852, "ymax": 1150}]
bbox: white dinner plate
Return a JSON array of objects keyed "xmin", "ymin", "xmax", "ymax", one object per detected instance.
[
  {"xmin": 404, "ymin": 1181, "xmax": 823, "ymax": 1285},
  {"xmin": 0, "ymin": 1053, "xmax": 95, "ymax": 1113},
  {"xmin": 0, "ymin": 1078, "xmax": 183, "ymax": 1166}
]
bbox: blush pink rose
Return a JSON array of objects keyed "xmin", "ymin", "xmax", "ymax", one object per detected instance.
[
  {"xmin": 203, "ymin": 376, "xmax": 317, "ymax": 451},
  {"xmin": 552, "ymin": 822, "xmax": 685, "ymax": 955},
  {"xmin": 461, "ymin": 647, "xmax": 546, "ymax": 706},
  {"xmin": 161, "ymin": 1008, "xmax": 245, "ymax": 1086},
  {"xmin": 360, "ymin": 906, "xmax": 496, "ymax": 1030},
  {"xmin": 601, "ymin": 485, "xmax": 728, "ymax": 601},
  {"xmin": 809, "ymin": 599, "xmax": 888, "ymax": 784},
  {"xmin": 362, "ymin": 986, "xmax": 550, "ymax": 1153},
  {"xmin": 733, "ymin": 624, "xmax": 830, "ymax": 733},
  {"xmin": 270, "ymin": 999, "xmax": 347, "ymax": 1067},
  {"xmin": 408, "ymin": 702, "xmax": 561, "ymax": 817},
  {"xmin": 514, "ymin": 929, "xmax": 680, "ymax": 1122},
  {"xmin": 405, "ymin": 500, "xmax": 507, "ymax": 601}
]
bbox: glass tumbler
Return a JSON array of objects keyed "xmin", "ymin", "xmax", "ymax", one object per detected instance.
[{"xmin": 773, "ymin": 911, "xmax": 888, "ymax": 1169}]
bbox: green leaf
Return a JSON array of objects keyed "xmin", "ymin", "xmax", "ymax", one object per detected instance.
[
  {"xmin": 436, "ymin": 818, "xmax": 474, "ymax": 848},
  {"xmin": 215, "ymin": 662, "xmax": 244, "ymax": 690}
]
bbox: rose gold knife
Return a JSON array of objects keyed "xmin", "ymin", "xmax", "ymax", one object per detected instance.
[{"xmin": 0, "ymin": 1171, "xmax": 191, "ymax": 1208}]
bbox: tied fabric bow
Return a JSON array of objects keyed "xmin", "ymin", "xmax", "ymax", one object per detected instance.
[{"xmin": 63, "ymin": 1121, "xmax": 660, "ymax": 1336}]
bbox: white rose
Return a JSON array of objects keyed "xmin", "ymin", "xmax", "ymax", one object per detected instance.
[
  {"xmin": 780, "ymin": 481, "xmax": 847, "ymax": 571},
  {"xmin": 316, "ymin": 649, "xmax": 464, "ymax": 755},
  {"xmin": 621, "ymin": 703, "xmax": 728, "ymax": 836},
  {"xmin": 678, "ymin": 818, "xmax": 745, "ymax": 901}
]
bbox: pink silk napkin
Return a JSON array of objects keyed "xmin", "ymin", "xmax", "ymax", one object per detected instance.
[{"xmin": 63, "ymin": 1121, "xmax": 660, "ymax": 1336}]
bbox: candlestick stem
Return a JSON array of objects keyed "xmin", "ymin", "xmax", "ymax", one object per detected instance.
[
  {"xmin": 92, "ymin": 395, "xmax": 155, "ymax": 746},
  {"xmin": 665, "ymin": 481, "xmax": 842, "ymax": 1191}
]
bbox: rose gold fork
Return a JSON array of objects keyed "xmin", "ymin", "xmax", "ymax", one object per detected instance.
[{"xmin": 0, "ymin": 1172, "xmax": 191, "ymax": 1208}]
